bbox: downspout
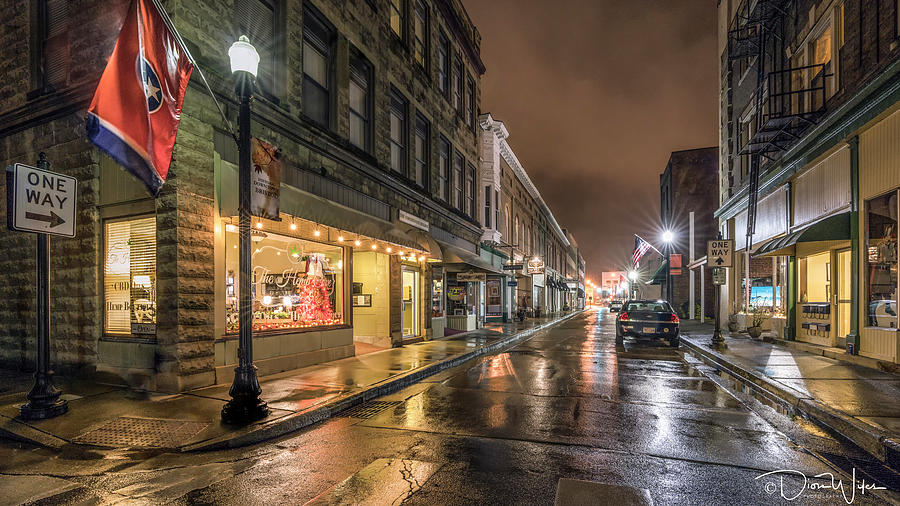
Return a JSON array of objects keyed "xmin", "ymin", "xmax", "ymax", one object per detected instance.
[{"xmin": 847, "ymin": 136, "xmax": 860, "ymax": 354}]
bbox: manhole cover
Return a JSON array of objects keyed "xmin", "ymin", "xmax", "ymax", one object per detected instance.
[
  {"xmin": 73, "ymin": 416, "xmax": 209, "ymax": 448},
  {"xmin": 340, "ymin": 400, "xmax": 403, "ymax": 419}
]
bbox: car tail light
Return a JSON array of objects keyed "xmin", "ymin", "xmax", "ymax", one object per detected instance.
[
  {"xmin": 619, "ymin": 312, "xmax": 629, "ymax": 321},
  {"xmin": 670, "ymin": 314, "xmax": 679, "ymax": 323}
]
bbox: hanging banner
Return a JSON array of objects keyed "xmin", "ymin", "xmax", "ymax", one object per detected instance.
[
  {"xmin": 527, "ymin": 257, "xmax": 545, "ymax": 274},
  {"xmin": 251, "ymin": 137, "xmax": 281, "ymax": 219},
  {"xmin": 669, "ymin": 254, "xmax": 683, "ymax": 276}
]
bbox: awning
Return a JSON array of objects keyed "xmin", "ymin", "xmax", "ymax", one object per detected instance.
[
  {"xmin": 221, "ymin": 183, "xmax": 424, "ymax": 253},
  {"xmin": 752, "ymin": 212, "xmax": 850, "ymax": 257},
  {"xmin": 646, "ymin": 263, "xmax": 667, "ymax": 285},
  {"xmin": 402, "ymin": 227, "xmax": 443, "ymax": 261},
  {"xmin": 437, "ymin": 240, "xmax": 504, "ymax": 274}
]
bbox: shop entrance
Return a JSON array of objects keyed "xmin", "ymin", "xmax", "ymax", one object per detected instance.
[
  {"xmin": 837, "ymin": 249, "xmax": 851, "ymax": 343},
  {"xmin": 402, "ymin": 267, "xmax": 420, "ymax": 338}
]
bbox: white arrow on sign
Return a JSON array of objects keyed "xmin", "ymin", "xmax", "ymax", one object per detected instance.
[
  {"xmin": 8, "ymin": 163, "xmax": 77, "ymax": 238},
  {"xmin": 707, "ymin": 239, "xmax": 734, "ymax": 268}
]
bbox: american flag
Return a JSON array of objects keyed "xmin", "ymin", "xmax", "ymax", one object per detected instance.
[{"xmin": 633, "ymin": 234, "xmax": 654, "ymax": 267}]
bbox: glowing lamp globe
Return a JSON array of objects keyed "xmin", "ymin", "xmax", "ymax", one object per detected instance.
[{"xmin": 229, "ymin": 35, "xmax": 259, "ymax": 77}]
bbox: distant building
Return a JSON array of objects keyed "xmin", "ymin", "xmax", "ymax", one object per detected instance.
[{"xmin": 658, "ymin": 147, "xmax": 719, "ymax": 318}]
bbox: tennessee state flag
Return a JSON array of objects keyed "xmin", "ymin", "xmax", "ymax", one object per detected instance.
[{"xmin": 86, "ymin": 0, "xmax": 193, "ymax": 196}]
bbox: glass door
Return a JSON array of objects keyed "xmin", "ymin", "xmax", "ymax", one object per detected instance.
[
  {"xmin": 402, "ymin": 267, "xmax": 419, "ymax": 338},
  {"xmin": 837, "ymin": 249, "xmax": 851, "ymax": 341}
]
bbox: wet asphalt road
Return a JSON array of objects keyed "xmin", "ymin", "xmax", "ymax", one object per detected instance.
[{"xmin": 2, "ymin": 309, "xmax": 893, "ymax": 505}]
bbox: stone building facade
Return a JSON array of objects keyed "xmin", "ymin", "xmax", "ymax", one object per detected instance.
[{"xmin": 0, "ymin": 0, "xmax": 491, "ymax": 391}]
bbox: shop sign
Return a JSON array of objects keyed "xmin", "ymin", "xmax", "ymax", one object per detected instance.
[
  {"xmin": 669, "ymin": 254, "xmax": 683, "ymax": 276},
  {"xmin": 502, "ymin": 263, "xmax": 524, "ymax": 270},
  {"xmin": 399, "ymin": 210, "xmax": 430, "ymax": 231},
  {"xmin": 507, "ymin": 281, "xmax": 518, "ymax": 287},
  {"xmin": 527, "ymin": 257, "xmax": 545, "ymax": 274},
  {"xmin": 712, "ymin": 267, "xmax": 726, "ymax": 285},
  {"xmin": 7, "ymin": 163, "xmax": 77, "ymax": 237},
  {"xmin": 447, "ymin": 286, "xmax": 466, "ymax": 301},
  {"xmin": 707, "ymin": 239, "xmax": 734, "ymax": 268},
  {"xmin": 250, "ymin": 137, "xmax": 281, "ymax": 220},
  {"xmin": 457, "ymin": 271, "xmax": 486, "ymax": 282}
]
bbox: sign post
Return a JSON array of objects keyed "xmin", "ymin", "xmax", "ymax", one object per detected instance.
[
  {"xmin": 7, "ymin": 153, "xmax": 74, "ymax": 420},
  {"xmin": 707, "ymin": 237, "xmax": 732, "ymax": 346}
]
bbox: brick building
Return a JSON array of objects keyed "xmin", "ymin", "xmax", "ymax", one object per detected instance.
[
  {"xmin": 658, "ymin": 147, "xmax": 718, "ymax": 318},
  {"xmin": 0, "ymin": 0, "xmax": 494, "ymax": 391},
  {"xmin": 717, "ymin": 0, "xmax": 900, "ymax": 363}
]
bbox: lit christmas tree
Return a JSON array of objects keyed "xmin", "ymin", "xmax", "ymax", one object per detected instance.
[{"xmin": 297, "ymin": 254, "xmax": 334, "ymax": 323}]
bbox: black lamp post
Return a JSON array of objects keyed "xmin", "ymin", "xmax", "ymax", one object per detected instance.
[
  {"xmin": 222, "ymin": 35, "xmax": 268, "ymax": 424},
  {"xmin": 662, "ymin": 230, "xmax": 674, "ymax": 305}
]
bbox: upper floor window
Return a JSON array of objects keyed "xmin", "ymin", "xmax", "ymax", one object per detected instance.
[
  {"xmin": 466, "ymin": 74, "xmax": 476, "ymax": 129},
  {"xmin": 390, "ymin": 0, "xmax": 404, "ymax": 39},
  {"xmin": 495, "ymin": 190, "xmax": 500, "ymax": 231},
  {"xmin": 484, "ymin": 186, "xmax": 491, "ymax": 228},
  {"xmin": 36, "ymin": 0, "xmax": 70, "ymax": 91},
  {"xmin": 413, "ymin": 1, "xmax": 428, "ymax": 69},
  {"xmin": 466, "ymin": 163, "xmax": 476, "ymax": 218},
  {"xmin": 438, "ymin": 136, "xmax": 450, "ymax": 201},
  {"xmin": 390, "ymin": 88, "xmax": 408, "ymax": 174},
  {"xmin": 302, "ymin": 5, "xmax": 334, "ymax": 127},
  {"xmin": 237, "ymin": 0, "xmax": 277, "ymax": 96},
  {"xmin": 349, "ymin": 53, "xmax": 372, "ymax": 151},
  {"xmin": 452, "ymin": 57, "xmax": 462, "ymax": 111},
  {"xmin": 514, "ymin": 215, "xmax": 519, "ymax": 245},
  {"xmin": 505, "ymin": 205, "xmax": 511, "ymax": 239},
  {"xmin": 453, "ymin": 151, "xmax": 464, "ymax": 210},
  {"xmin": 414, "ymin": 113, "xmax": 429, "ymax": 188},
  {"xmin": 438, "ymin": 32, "xmax": 450, "ymax": 97}
]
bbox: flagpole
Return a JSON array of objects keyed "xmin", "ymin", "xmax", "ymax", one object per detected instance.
[{"xmin": 149, "ymin": 0, "xmax": 238, "ymax": 144}]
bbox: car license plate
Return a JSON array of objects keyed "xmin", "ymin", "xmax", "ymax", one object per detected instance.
[{"xmin": 642, "ymin": 326, "xmax": 656, "ymax": 333}]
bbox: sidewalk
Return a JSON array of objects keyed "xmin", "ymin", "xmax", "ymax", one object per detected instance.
[
  {"xmin": 0, "ymin": 312, "xmax": 578, "ymax": 452},
  {"xmin": 679, "ymin": 320, "xmax": 900, "ymax": 469}
]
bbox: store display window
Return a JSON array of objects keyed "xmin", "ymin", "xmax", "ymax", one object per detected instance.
[
  {"xmin": 432, "ymin": 266, "xmax": 444, "ymax": 317},
  {"xmin": 486, "ymin": 276, "xmax": 502, "ymax": 316},
  {"xmin": 447, "ymin": 274, "xmax": 475, "ymax": 315},
  {"xmin": 226, "ymin": 228, "xmax": 344, "ymax": 332},
  {"xmin": 104, "ymin": 216, "xmax": 157, "ymax": 336},
  {"xmin": 866, "ymin": 192, "xmax": 898, "ymax": 329},
  {"xmin": 799, "ymin": 251, "xmax": 830, "ymax": 305}
]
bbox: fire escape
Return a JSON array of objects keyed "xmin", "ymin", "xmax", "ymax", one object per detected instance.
[{"xmin": 728, "ymin": 0, "xmax": 832, "ymax": 249}]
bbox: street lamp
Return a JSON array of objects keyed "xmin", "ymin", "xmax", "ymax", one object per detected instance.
[
  {"xmin": 222, "ymin": 36, "xmax": 268, "ymax": 424},
  {"xmin": 628, "ymin": 270, "xmax": 639, "ymax": 299}
]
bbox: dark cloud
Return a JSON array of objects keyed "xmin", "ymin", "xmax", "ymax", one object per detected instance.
[{"xmin": 464, "ymin": 0, "xmax": 718, "ymax": 280}]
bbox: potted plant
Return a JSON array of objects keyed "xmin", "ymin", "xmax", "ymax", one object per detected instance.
[
  {"xmin": 727, "ymin": 314, "xmax": 739, "ymax": 332},
  {"xmin": 747, "ymin": 309, "xmax": 765, "ymax": 339}
]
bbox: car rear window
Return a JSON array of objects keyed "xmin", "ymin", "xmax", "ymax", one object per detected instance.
[{"xmin": 624, "ymin": 302, "xmax": 672, "ymax": 312}]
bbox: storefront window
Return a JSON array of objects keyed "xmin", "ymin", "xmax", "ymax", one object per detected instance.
[
  {"xmin": 104, "ymin": 216, "xmax": 157, "ymax": 336},
  {"xmin": 486, "ymin": 276, "xmax": 502, "ymax": 316},
  {"xmin": 447, "ymin": 274, "xmax": 474, "ymax": 315},
  {"xmin": 431, "ymin": 266, "xmax": 444, "ymax": 317},
  {"xmin": 866, "ymin": 192, "xmax": 898, "ymax": 328},
  {"xmin": 800, "ymin": 251, "xmax": 830, "ymax": 304},
  {"xmin": 226, "ymin": 228, "xmax": 344, "ymax": 332}
]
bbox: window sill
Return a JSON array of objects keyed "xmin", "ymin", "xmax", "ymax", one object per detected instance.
[
  {"xmin": 100, "ymin": 335, "xmax": 157, "ymax": 344},
  {"xmin": 219, "ymin": 323, "xmax": 350, "ymax": 340}
]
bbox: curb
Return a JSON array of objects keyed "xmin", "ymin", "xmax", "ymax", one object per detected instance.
[
  {"xmin": 181, "ymin": 311, "xmax": 581, "ymax": 451},
  {"xmin": 680, "ymin": 334, "xmax": 900, "ymax": 469}
]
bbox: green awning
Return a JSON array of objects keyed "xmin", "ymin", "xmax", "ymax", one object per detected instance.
[
  {"xmin": 752, "ymin": 212, "xmax": 850, "ymax": 257},
  {"xmin": 646, "ymin": 262, "xmax": 667, "ymax": 285}
]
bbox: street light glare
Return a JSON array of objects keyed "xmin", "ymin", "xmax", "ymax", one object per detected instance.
[
  {"xmin": 628, "ymin": 271, "xmax": 639, "ymax": 281},
  {"xmin": 662, "ymin": 230, "xmax": 674, "ymax": 243},
  {"xmin": 228, "ymin": 35, "xmax": 260, "ymax": 77}
]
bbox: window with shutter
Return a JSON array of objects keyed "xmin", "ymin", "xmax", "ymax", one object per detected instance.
[
  {"xmin": 414, "ymin": 114, "xmax": 429, "ymax": 188},
  {"xmin": 236, "ymin": 0, "xmax": 276, "ymax": 95},
  {"xmin": 438, "ymin": 137, "xmax": 450, "ymax": 201},
  {"xmin": 303, "ymin": 4, "xmax": 334, "ymax": 127},
  {"xmin": 104, "ymin": 216, "xmax": 157, "ymax": 336},
  {"xmin": 42, "ymin": 0, "xmax": 69, "ymax": 89},
  {"xmin": 390, "ymin": 88, "xmax": 408, "ymax": 174},
  {"xmin": 349, "ymin": 54, "xmax": 371, "ymax": 151}
]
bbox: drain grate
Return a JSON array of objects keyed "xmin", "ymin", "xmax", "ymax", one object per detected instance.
[
  {"xmin": 73, "ymin": 416, "xmax": 209, "ymax": 448},
  {"xmin": 340, "ymin": 400, "xmax": 403, "ymax": 419}
]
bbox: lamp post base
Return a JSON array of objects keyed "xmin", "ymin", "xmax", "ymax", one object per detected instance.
[
  {"xmin": 20, "ymin": 372, "xmax": 68, "ymax": 420},
  {"xmin": 710, "ymin": 330, "xmax": 726, "ymax": 349},
  {"xmin": 221, "ymin": 365, "xmax": 268, "ymax": 424}
]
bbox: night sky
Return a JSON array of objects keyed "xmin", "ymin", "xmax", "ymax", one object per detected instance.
[{"xmin": 463, "ymin": 0, "xmax": 718, "ymax": 281}]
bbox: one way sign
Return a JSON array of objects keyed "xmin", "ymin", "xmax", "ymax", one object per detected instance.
[
  {"xmin": 7, "ymin": 163, "xmax": 77, "ymax": 238},
  {"xmin": 707, "ymin": 239, "xmax": 734, "ymax": 268}
]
